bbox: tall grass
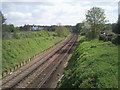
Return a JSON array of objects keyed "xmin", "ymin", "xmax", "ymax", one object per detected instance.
[
  {"xmin": 58, "ymin": 39, "xmax": 118, "ymax": 88},
  {"xmin": 2, "ymin": 30, "xmax": 64, "ymax": 71}
]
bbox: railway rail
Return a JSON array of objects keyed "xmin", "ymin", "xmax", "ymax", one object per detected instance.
[{"xmin": 2, "ymin": 34, "xmax": 78, "ymax": 89}]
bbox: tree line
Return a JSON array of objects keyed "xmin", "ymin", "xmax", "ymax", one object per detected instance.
[
  {"xmin": 1, "ymin": 7, "xmax": 119, "ymax": 43},
  {"xmin": 1, "ymin": 11, "xmax": 72, "ymax": 39},
  {"xmin": 75, "ymin": 7, "xmax": 120, "ymax": 44}
]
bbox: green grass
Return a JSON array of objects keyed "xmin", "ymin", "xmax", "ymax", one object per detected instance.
[
  {"xmin": 2, "ymin": 30, "xmax": 64, "ymax": 71},
  {"xmin": 18, "ymin": 30, "xmax": 57, "ymax": 36},
  {"xmin": 58, "ymin": 39, "xmax": 118, "ymax": 88},
  {"xmin": 11, "ymin": 30, "xmax": 58, "ymax": 39},
  {"xmin": 77, "ymin": 35, "xmax": 86, "ymax": 42}
]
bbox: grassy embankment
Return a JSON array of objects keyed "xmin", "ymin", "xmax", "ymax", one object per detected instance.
[
  {"xmin": 58, "ymin": 36, "xmax": 118, "ymax": 88},
  {"xmin": 2, "ymin": 30, "xmax": 65, "ymax": 72}
]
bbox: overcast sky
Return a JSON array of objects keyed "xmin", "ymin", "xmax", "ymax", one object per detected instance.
[{"xmin": 1, "ymin": 0, "xmax": 119, "ymax": 26}]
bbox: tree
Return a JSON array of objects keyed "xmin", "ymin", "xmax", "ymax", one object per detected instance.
[
  {"xmin": 55, "ymin": 26, "xmax": 69, "ymax": 37},
  {"xmin": 103, "ymin": 24, "xmax": 112, "ymax": 30},
  {"xmin": 86, "ymin": 7, "xmax": 107, "ymax": 39},
  {"xmin": 76, "ymin": 23, "xmax": 83, "ymax": 33},
  {"xmin": 112, "ymin": 15, "xmax": 120, "ymax": 44},
  {"xmin": 0, "ymin": 11, "xmax": 6, "ymax": 24},
  {"xmin": 113, "ymin": 15, "xmax": 120, "ymax": 34},
  {"xmin": 9, "ymin": 24, "xmax": 15, "ymax": 32},
  {"xmin": 117, "ymin": 15, "xmax": 120, "ymax": 34}
]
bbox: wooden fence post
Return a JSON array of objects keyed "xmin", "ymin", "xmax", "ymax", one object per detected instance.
[
  {"xmin": 23, "ymin": 61, "xmax": 25, "ymax": 64},
  {"xmin": 2, "ymin": 70, "xmax": 7, "ymax": 77},
  {"xmin": 25, "ymin": 60, "xmax": 28, "ymax": 63},
  {"xmin": 9, "ymin": 68, "xmax": 11, "ymax": 73},
  {"xmin": 17, "ymin": 64, "xmax": 19, "ymax": 69},
  {"xmin": 14, "ymin": 66, "xmax": 16, "ymax": 71},
  {"xmin": 20, "ymin": 62, "xmax": 23, "ymax": 67}
]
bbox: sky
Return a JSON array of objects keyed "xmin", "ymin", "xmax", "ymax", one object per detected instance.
[{"xmin": 1, "ymin": 0, "xmax": 120, "ymax": 26}]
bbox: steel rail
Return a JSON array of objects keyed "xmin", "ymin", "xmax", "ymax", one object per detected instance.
[{"xmin": 2, "ymin": 34, "xmax": 75, "ymax": 89}]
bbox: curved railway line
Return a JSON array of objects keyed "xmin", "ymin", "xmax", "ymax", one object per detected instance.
[{"xmin": 2, "ymin": 33, "xmax": 78, "ymax": 89}]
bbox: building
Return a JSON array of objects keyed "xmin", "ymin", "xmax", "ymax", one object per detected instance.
[
  {"xmin": 20, "ymin": 24, "xmax": 44, "ymax": 31},
  {"xmin": 29, "ymin": 25, "xmax": 44, "ymax": 30}
]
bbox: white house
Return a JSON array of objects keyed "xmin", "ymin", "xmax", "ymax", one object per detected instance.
[{"xmin": 29, "ymin": 25, "xmax": 44, "ymax": 30}]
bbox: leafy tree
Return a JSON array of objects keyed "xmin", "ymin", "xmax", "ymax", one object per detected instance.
[
  {"xmin": 113, "ymin": 15, "xmax": 120, "ymax": 34},
  {"xmin": 55, "ymin": 26, "xmax": 69, "ymax": 37},
  {"xmin": 2, "ymin": 24, "xmax": 15, "ymax": 32},
  {"xmin": 86, "ymin": 7, "xmax": 107, "ymax": 39},
  {"xmin": 1, "ymin": 13, "xmax": 20, "ymax": 39},
  {"xmin": 103, "ymin": 24, "xmax": 112, "ymax": 30},
  {"xmin": 0, "ymin": 11, "xmax": 6, "ymax": 24},
  {"xmin": 76, "ymin": 23, "xmax": 84, "ymax": 33},
  {"xmin": 2, "ymin": 24, "xmax": 11, "ymax": 39},
  {"xmin": 117, "ymin": 15, "xmax": 120, "ymax": 34},
  {"xmin": 9, "ymin": 24, "xmax": 15, "ymax": 32},
  {"xmin": 112, "ymin": 15, "xmax": 120, "ymax": 44}
]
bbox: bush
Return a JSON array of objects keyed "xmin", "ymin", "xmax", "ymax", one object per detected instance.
[
  {"xmin": 2, "ymin": 31, "xmax": 64, "ymax": 71},
  {"xmin": 112, "ymin": 36, "xmax": 120, "ymax": 45},
  {"xmin": 55, "ymin": 26, "xmax": 70, "ymax": 37},
  {"xmin": 58, "ymin": 39, "xmax": 118, "ymax": 88},
  {"xmin": 80, "ymin": 31, "xmax": 85, "ymax": 36},
  {"xmin": 78, "ymin": 36, "xmax": 86, "ymax": 43},
  {"xmin": 13, "ymin": 32, "xmax": 20, "ymax": 39}
]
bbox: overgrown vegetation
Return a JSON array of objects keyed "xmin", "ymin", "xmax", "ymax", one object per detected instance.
[
  {"xmin": 1, "ymin": 11, "xmax": 72, "ymax": 72},
  {"xmin": 112, "ymin": 15, "xmax": 120, "ymax": 45},
  {"xmin": 113, "ymin": 15, "xmax": 120, "ymax": 34},
  {"xmin": 1, "ymin": 11, "xmax": 71, "ymax": 40},
  {"xmin": 2, "ymin": 30, "xmax": 64, "ymax": 71},
  {"xmin": 58, "ymin": 39, "xmax": 118, "ymax": 88},
  {"xmin": 58, "ymin": 6, "xmax": 119, "ymax": 88},
  {"xmin": 55, "ymin": 26, "xmax": 70, "ymax": 37},
  {"xmin": 48, "ymin": 25, "xmax": 71, "ymax": 37}
]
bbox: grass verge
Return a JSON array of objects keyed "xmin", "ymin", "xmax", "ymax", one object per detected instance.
[
  {"xmin": 2, "ymin": 31, "xmax": 64, "ymax": 71},
  {"xmin": 58, "ymin": 39, "xmax": 118, "ymax": 88}
]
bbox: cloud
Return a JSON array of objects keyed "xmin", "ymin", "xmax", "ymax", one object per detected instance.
[
  {"xmin": 1, "ymin": 1, "xmax": 119, "ymax": 26},
  {"xmin": 1, "ymin": 0, "xmax": 119, "ymax": 2},
  {"xmin": 4, "ymin": 11, "xmax": 32, "ymax": 25},
  {"xmin": 5, "ymin": 12, "xmax": 32, "ymax": 20}
]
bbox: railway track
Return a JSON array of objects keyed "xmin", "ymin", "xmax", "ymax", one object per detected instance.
[
  {"xmin": 2, "ymin": 34, "xmax": 78, "ymax": 89},
  {"xmin": 25, "ymin": 34, "xmax": 77, "ymax": 88}
]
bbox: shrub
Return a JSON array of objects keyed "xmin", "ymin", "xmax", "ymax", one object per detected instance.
[
  {"xmin": 112, "ymin": 36, "xmax": 120, "ymax": 45},
  {"xmin": 58, "ymin": 39, "xmax": 118, "ymax": 88}
]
